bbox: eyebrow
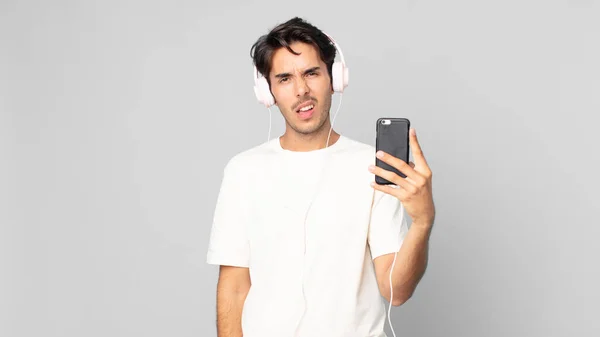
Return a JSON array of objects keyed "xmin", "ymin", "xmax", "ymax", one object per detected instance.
[{"xmin": 274, "ymin": 66, "xmax": 321, "ymax": 79}]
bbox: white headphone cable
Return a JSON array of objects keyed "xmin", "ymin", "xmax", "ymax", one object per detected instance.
[
  {"xmin": 267, "ymin": 106, "xmax": 273, "ymax": 142},
  {"xmin": 326, "ymin": 92, "xmax": 343, "ymax": 148},
  {"xmin": 388, "ymin": 251, "xmax": 398, "ymax": 337},
  {"xmin": 293, "ymin": 92, "xmax": 343, "ymax": 337},
  {"xmin": 267, "ymin": 93, "xmax": 399, "ymax": 337}
]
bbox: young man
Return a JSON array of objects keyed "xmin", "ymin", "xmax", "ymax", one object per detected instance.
[{"xmin": 206, "ymin": 17, "xmax": 436, "ymax": 337}]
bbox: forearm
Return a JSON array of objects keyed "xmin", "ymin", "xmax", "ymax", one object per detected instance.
[
  {"xmin": 216, "ymin": 285, "xmax": 248, "ymax": 337},
  {"xmin": 387, "ymin": 222, "xmax": 433, "ymax": 305}
]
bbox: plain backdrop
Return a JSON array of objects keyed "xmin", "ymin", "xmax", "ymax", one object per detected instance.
[{"xmin": 1, "ymin": 0, "xmax": 599, "ymax": 336}]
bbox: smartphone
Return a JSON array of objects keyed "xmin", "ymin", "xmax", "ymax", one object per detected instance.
[{"xmin": 375, "ymin": 117, "xmax": 410, "ymax": 185}]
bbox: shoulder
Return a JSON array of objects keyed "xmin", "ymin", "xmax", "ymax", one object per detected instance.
[
  {"xmin": 339, "ymin": 135, "xmax": 375, "ymax": 153},
  {"xmin": 222, "ymin": 139, "xmax": 279, "ymax": 174},
  {"xmin": 335, "ymin": 135, "xmax": 376, "ymax": 163}
]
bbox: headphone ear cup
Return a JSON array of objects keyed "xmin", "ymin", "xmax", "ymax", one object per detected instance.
[
  {"xmin": 253, "ymin": 84, "xmax": 263, "ymax": 104},
  {"xmin": 332, "ymin": 61, "xmax": 348, "ymax": 93},
  {"xmin": 255, "ymin": 76, "xmax": 275, "ymax": 107},
  {"xmin": 343, "ymin": 66, "xmax": 349, "ymax": 89}
]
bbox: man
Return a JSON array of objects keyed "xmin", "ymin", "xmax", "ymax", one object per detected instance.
[{"xmin": 206, "ymin": 17, "xmax": 435, "ymax": 337}]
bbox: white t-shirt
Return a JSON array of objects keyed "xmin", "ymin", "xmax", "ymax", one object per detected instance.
[{"xmin": 206, "ymin": 135, "xmax": 409, "ymax": 337}]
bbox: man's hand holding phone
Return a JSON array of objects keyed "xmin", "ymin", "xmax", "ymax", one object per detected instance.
[{"xmin": 369, "ymin": 128, "xmax": 436, "ymax": 228}]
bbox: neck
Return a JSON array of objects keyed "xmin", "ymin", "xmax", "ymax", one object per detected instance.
[{"xmin": 279, "ymin": 122, "xmax": 340, "ymax": 152}]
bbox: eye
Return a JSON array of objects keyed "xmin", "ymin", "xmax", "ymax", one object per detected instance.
[
  {"xmin": 279, "ymin": 77, "xmax": 289, "ymax": 83},
  {"xmin": 307, "ymin": 71, "xmax": 318, "ymax": 77}
]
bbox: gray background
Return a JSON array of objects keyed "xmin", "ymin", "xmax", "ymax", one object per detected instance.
[{"xmin": 1, "ymin": 0, "xmax": 599, "ymax": 336}]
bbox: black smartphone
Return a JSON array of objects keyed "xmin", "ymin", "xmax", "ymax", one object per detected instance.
[{"xmin": 375, "ymin": 117, "xmax": 410, "ymax": 185}]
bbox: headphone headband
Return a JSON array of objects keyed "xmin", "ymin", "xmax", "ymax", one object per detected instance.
[{"xmin": 323, "ymin": 33, "xmax": 346, "ymax": 67}]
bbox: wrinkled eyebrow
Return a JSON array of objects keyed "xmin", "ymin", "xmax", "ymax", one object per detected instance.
[{"xmin": 274, "ymin": 66, "xmax": 321, "ymax": 79}]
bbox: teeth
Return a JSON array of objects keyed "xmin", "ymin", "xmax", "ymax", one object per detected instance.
[{"xmin": 299, "ymin": 105, "xmax": 314, "ymax": 112}]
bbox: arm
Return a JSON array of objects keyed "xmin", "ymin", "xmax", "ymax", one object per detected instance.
[
  {"xmin": 369, "ymin": 127, "xmax": 435, "ymax": 306},
  {"xmin": 216, "ymin": 265, "xmax": 251, "ymax": 337},
  {"xmin": 373, "ymin": 221, "xmax": 432, "ymax": 306},
  {"xmin": 207, "ymin": 157, "xmax": 252, "ymax": 336}
]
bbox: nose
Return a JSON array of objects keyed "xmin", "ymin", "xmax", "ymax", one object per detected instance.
[{"xmin": 295, "ymin": 76, "xmax": 310, "ymax": 97}]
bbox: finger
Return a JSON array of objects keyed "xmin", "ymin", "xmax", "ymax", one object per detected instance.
[
  {"xmin": 368, "ymin": 164, "xmax": 416, "ymax": 192},
  {"xmin": 376, "ymin": 150, "xmax": 421, "ymax": 183},
  {"xmin": 410, "ymin": 128, "xmax": 429, "ymax": 169},
  {"xmin": 406, "ymin": 162, "xmax": 416, "ymax": 183}
]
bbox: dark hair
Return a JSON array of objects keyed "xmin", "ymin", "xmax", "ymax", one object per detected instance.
[{"xmin": 250, "ymin": 17, "xmax": 337, "ymax": 87}]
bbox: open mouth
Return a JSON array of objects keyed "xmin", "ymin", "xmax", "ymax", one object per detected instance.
[{"xmin": 296, "ymin": 102, "xmax": 315, "ymax": 119}]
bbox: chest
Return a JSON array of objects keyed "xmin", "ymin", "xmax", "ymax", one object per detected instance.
[{"xmin": 245, "ymin": 157, "xmax": 374, "ymax": 261}]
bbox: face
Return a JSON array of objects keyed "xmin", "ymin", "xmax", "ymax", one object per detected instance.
[{"xmin": 268, "ymin": 42, "xmax": 333, "ymax": 136}]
